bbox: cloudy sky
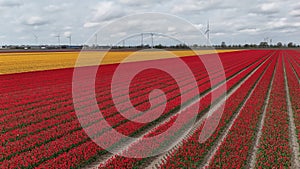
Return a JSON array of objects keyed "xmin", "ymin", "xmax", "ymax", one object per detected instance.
[{"xmin": 0, "ymin": 0, "xmax": 300, "ymax": 46}]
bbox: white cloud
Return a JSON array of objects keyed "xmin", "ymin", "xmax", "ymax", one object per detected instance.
[
  {"xmin": 167, "ymin": 26, "xmax": 176, "ymax": 31},
  {"xmin": 238, "ymin": 28, "xmax": 259, "ymax": 33},
  {"xmin": 119, "ymin": 0, "xmax": 161, "ymax": 7},
  {"xmin": 91, "ymin": 1, "xmax": 125, "ymax": 22},
  {"xmin": 213, "ymin": 32, "xmax": 225, "ymax": 36},
  {"xmin": 23, "ymin": 16, "xmax": 48, "ymax": 26},
  {"xmin": 260, "ymin": 3, "xmax": 279, "ymax": 13},
  {"xmin": 50, "ymin": 33, "xmax": 58, "ymax": 37},
  {"xmin": 171, "ymin": 0, "xmax": 231, "ymax": 14},
  {"xmin": 63, "ymin": 26, "xmax": 72, "ymax": 30},
  {"xmin": 266, "ymin": 17, "xmax": 288, "ymax": 29},
  {"xmin": 83, "ymin": 22, "xmax": 101, "ymax": 28},
  {"xmin": 64, "ymin": 31, "xmax": 71, "ymax": 37},
  {"xmin": 193, "ymin": 24, "xmax": 204, "ymax": 30},
  {"xmin": 44, "ymin": 5, "xmax": 63, "ymax": 12},
  {"xmin": 250, "ymin": 2, "xmax": 280, "ymax": 15},
  {"xmin": 110, "ymin": 32, "xmax": 127, "ymax": 38}
]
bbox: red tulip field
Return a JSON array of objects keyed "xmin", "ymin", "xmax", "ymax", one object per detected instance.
[{"xmin": 1, "ymin": 49, "xmax": 300, "ymax": 168}]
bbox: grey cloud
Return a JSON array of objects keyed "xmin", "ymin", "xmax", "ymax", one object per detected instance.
[
  {"xmin": 118, "ymin": 0, "xmax": 161, "ymax": 7},
  {"xmin": 0, "ymin": 0, "xmax": 299, "ymax": 45},
  {"xmin": 170, "ymin": 0, "xmax": 233, "ymax": 14},
  {"xmin": 290, "ymin": 10, "xmax": 300, "ymax": 17},
  {"xmin": 0, "ymin": 0, "xmax": 22, "ymax": 7}
]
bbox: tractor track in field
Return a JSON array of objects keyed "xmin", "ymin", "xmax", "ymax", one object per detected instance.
[
  {"xmin": 283, "ymin": 54, "xmax": 300, "ymax": 169},
  {"xmin": 143, "ymin": 52, "xmax": 273, "ymax": 169},
  {"xmin": 198, "ymin": 53, "xmax": 272, "ymax": 169},
  {"xmin": 248, "ymin": 53, "xmax": 277, "ymax": 169},
  {"xmin": 84, "ymin": 52, "xmax": 273, "ymax": 169}
]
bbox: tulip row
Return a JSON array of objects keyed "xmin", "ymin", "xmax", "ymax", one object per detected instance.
[
  {"xmin": 255, "ymin": 53, "xmax": 292, "ymax": 168},
  {"xmin": 208, "ymin": 52, "xmax": 277, "ymax": 168},
  {"xmin": 284, "ymin": 51, "xmax": 300, "ymax": 149}
]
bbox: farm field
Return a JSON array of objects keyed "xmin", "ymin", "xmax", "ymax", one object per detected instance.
[
  {"xmin": 1, "ymin": 49, "xmax": 300, "ymax": 169},
  {"xmin": 0, "ymin": 49, "xmax": 237, "ymax": 74}
]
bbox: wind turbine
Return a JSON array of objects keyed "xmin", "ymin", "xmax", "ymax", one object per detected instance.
[
  {"xmin": 204, "ymin": 20, "xmax": 210, "ymax": 46},
  {"xmin": 55, "ymin": 34, "xmax": 61, "ymax": 48},
  {"xmin": 141, "ymin": 33, "xmax": 144, "ymax": 47},
  {"xmin": 151, "ymin": 33, "xmax": 154, "ymax": 48},
  {"xmin": 264, "ymin": 37, "xmax": 269, "ymax": 42},
  {"xmin": 33, "ymin": 33, "xmax": 38, "ymax": 45},
  {"xmin": 94, "ymin": 33, "xmax": 98, "ymax": 47},
  {"xmin": 66, "ymin": 35, "xmax": 72, "ymax": 46}
]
